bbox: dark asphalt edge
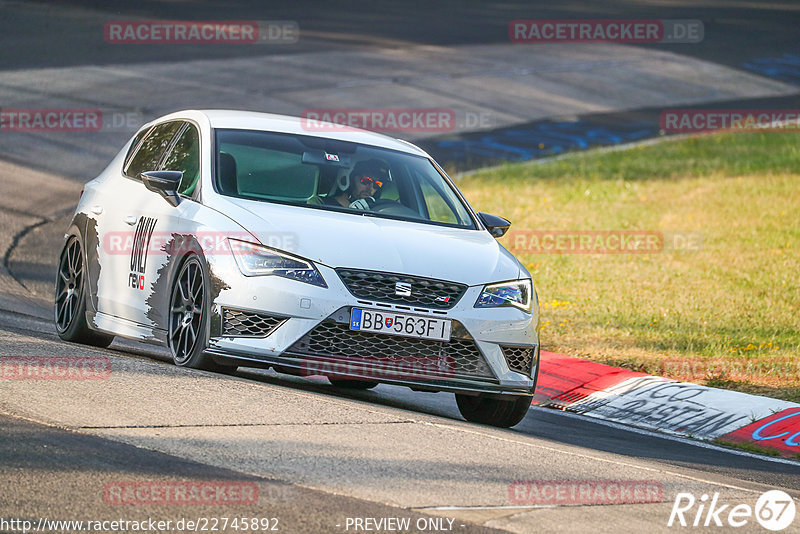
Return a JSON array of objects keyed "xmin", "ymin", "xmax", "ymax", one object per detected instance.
[{"xmin": 3, "ymin": 217, "xmax": 50, "ymax": 293}]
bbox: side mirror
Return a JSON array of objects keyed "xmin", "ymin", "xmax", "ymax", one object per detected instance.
[
  {"xmin": 142, "ymin": 170, "xmax": 182, "ymax": 207},
  {"xmin": 478, "ymin": 212, "xmax": 511, "ymax": 238}
]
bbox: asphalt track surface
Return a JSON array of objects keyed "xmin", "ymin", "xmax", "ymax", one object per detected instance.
[
  {"xmin": 2, "ymin": 1, "xmax": 800, "ymax": 532},
  {"xmin": 4, "ymin": 0, "xmax": 799, "ymax": 71}
]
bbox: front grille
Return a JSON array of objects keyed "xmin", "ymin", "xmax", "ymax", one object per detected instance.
[
  {"xmin": 286, "ymin": 321, "xmax": 495, "ymax": 380},
  {"xmin": 501, "ymin": 345, "xmax": 537, "ymax": 377},
  {"xmin": 222, "ymin": 308, "xmax": 286, "ymax": 337},
  {"xmin": 336, "ymin": 268, "xmax": 467, "ymax": 310}
]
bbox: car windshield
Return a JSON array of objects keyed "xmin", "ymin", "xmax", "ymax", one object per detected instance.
[{"xmin": 214, "ymin": 129, "xmax": 476, "ymax": 229}]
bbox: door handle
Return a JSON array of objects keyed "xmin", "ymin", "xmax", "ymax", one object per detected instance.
[
  {"xmin": 124, "ymin": 215, "xmax": 138, "ymax": 226},
  {"xmin": 90, "ymin": 205, "xmax": 103, "ymax": 215}
]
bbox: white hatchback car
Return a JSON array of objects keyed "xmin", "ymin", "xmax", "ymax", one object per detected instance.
[{"xmin": 55, "ymin": 110, "xmax": 539, "ymax": 427}]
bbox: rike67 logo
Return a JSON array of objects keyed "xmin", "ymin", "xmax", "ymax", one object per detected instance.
[{"xmin": 668, "ymin": 490, "xmax": 796, "ymax": 531}]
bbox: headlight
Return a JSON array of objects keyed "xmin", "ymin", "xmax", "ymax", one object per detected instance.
[
  {"xmin": 474, "ymin": 279, "xmax": 532, "ymax": 312},
  {"xmin": 229, "ymin": 239, "xmax": 327, "ymax": 288}
]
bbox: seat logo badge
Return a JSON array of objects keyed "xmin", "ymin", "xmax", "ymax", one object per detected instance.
[{"xmin": 395, "ymin": 282, "xmax": 412, "ymax": 297}]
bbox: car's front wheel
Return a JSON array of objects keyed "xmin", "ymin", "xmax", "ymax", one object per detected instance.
[
  {"xmin": 54, "ymin": 235, "xmax": 114, "ymax": 347},
  {"xmin": 455, "ymin": 393, "xmax": 532, "ymax": 428},
  {"xmin": 168, "ymin": 254, "xmax": 235, "ymax": 373}
]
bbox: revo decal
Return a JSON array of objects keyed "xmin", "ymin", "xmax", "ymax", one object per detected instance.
[{"xmin": 128, "ymin": 217, "xmax": 157, "ymax": 290}]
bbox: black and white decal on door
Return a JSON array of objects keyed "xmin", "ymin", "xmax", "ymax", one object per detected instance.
[{"xmin": 128, "ymin": 216, "xmax": 157, "ymax": 291}]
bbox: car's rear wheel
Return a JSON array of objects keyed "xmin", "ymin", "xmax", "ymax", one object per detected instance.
[
  {"xmin": 328, "ymin": 378, "xmax": 379, "ymax": 390},
  {"xmin": 455, "ymin": 393, "xmax": 532, "ymax": 428},
  {"xmin": 168, "ymin": 254, "xmax": 235, "ymax": 373},
  {"xmin": 54, "ymin": 236, "xmax": 114, "ymax": 347}
]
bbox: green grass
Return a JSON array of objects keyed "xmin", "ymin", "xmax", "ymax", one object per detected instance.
[
  {"xmin": 713, "ymin": 439, "xmax": 783, "ymax": 457},
  {"xmin": 458, "ymin": 132, "xmax": 800, "ymax": 400}
]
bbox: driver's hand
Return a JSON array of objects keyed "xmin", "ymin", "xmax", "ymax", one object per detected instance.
[{"xmin": 349, "ymin": 197, "xmax": 375, "ymax": 210}]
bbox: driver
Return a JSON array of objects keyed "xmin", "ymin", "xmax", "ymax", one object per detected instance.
[{"xmin": 325, "ymin": 159, "xmax": 389, "ymax": 210}]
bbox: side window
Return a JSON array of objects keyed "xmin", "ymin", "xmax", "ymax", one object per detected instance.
[
  {"xmin": 411, "ymin": 167, "xmax": 471, "ymax": 226},
  {"xmin": 420, "ymin": 178, "xmax": 457, "ymax": 224},
  {"xmin": 163, "ymin": 125, "xmax": 200, "ymax": 196},
  {"xmin": 123, "ymin": 127, "xmax": 151, "ymax": 170},
  {"xmin": 124, "ymin": 121, "xmax": 183, "ymax": 179}
]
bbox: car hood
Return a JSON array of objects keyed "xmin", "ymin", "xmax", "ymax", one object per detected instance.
[{"xmin": 210, "ymin": 196, "xmax": 522, "ymax": 286}]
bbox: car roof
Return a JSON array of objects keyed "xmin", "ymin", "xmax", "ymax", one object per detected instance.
[{"xmin": 155, "ymin": 109, "xmax": 430, "ymax": 158}]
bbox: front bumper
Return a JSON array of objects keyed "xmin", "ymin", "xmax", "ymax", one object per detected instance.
[{"xmin": 204, "ymin": 261, "xmax": 539, "ymax": 396}]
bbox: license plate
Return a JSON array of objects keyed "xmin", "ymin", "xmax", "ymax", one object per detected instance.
[{"xmin": 349, "ymin": 308, "xmax": 451, "ymax": 342}]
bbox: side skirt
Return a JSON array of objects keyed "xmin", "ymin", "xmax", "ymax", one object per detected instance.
[{"xmin": 87, "ymin": 310, "xmax": 167, "ymax": 345}]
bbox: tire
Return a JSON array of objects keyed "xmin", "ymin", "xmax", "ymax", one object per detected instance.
[
  {"xmin": 54, "ymin": 235, "xmax": 114, "ymax": 348},
  {"xmin": 167, "ymin": 254, "xmax": 234, "ymax": 373},
  {"xmin": 455, "ymin": 393, "xmax": 532, "ymax": 428},
  {"xmin": 328, "ymin": 378, "xmax": 379, "ymax": 390}
]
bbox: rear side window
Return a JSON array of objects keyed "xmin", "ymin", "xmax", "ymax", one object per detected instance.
[{"xmin": 124, "ymin": 121, "xmax": 183, "ymax": 179}]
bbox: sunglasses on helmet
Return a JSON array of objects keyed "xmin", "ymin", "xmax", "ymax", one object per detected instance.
[{"xmin": 359, "ymin": 175, "xmax": 383, "ymax": 188}]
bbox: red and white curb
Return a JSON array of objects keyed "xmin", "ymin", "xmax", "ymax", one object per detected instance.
[{"xmin": 534, "ymin": 351, "xmax": 800, "ymax": 458}]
